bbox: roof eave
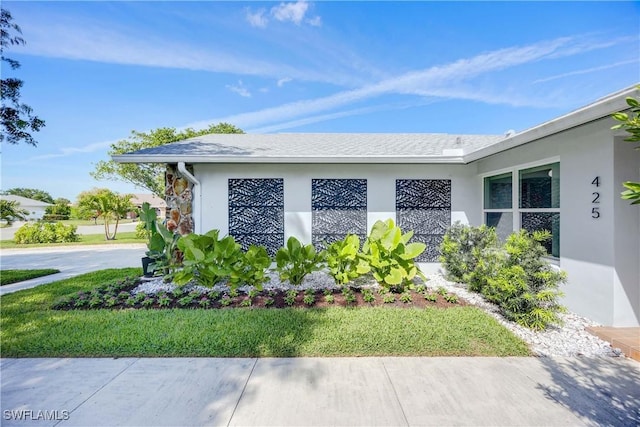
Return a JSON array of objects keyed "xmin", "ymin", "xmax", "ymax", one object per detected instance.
[
  {"xmin": 463, "ymin": 85, "xmax": 636, "ymax": 163},
  {"xmin": 112, "ymin": 155, "xmax": 467, "ymax": 164}
]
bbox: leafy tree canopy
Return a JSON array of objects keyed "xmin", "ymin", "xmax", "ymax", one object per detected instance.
[
  {"xmin": 1, "ymin": 8, "xmax": 45, "ymax": 146},
  {"xmin": 1, "ymin": 187, "xmax": 54, "ymax": 203},
  {"xmin": 612, "ymin": 86, "xmax": 640, "ymax": 205},
  {"xmin": 45, "ymin": 198, "xmax": 72, "ymax": 217},
  {"xmin": 91, "ymin": 123, "xmax": 243, "ymax": 197},
  {"xmin": 54, "ymin": 197, "xmax": 71, "ymax": 205}
]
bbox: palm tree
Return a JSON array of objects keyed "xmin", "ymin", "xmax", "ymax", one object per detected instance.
[
  {"xmin": 77, "ymin": 189, "xmax": 133, "ymax": 240},
  {"xmin": 0, "ymin": 199, "xmax": 29, "ymax": 225}
]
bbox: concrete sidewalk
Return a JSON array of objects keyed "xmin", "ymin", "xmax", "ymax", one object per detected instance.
[{"xmin": 2, "ymin": 357, "xmax": 639, "ymax": 426}]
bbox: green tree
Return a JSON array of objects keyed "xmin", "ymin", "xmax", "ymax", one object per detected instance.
[
  {"xmin": 92, "ymin": 123, "xmax": 243, "ymax": 197},
  {"xmin": 53, "ymin": 197, "xmax": 71, "ymax": 205},
  {"xmin": 612, "ymin": 87, "xmax": 640, "ymax": 205},
  {"xmin": 1, "ymin": 8, "xmax": 45, "ymax": 146},
  {"xmin": 76, "ymin": 188, "xmax": 134, "ymax": 240},
  {"xmin": 0, "ymin": 199, "xmax": 28, "ymax": 225},
  {"xmin": 45, "ymin": 198, "xmax": 71, "ymax": 219},
  {"xmin": 1, "ymin": 187, "xmax": 54, "ymax": 203}
]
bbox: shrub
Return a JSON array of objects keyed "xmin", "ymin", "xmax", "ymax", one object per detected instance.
[
  {"xmin": 173, "ymin": 230, "xmax": 244, "ymax": 288},
  {"xmin": 362, "ymin": 288, "xmax": 376, "ymax": 303},
  {"xmin": 42, "ymin": 214, "xmax": 69, "ymax": 221},
  {"xmin": 135, "ymin": 221, "xmax": 148, "ymax": 239},
  {"xmin": 444, "ymin": 294, "xmax": 459, "ymax": 304},
  {"xmin": 229, "ymin": 245, "xmax": 271, "ymax": 289},
  {"xmin": 284, "ymin": 289, "xmax": 297, "ymax": 306},
  {"xmin": 466, "ymin": 246, "xmax": 505, "ymax": 293},
  {"xmin": 358, "ymin": 219, "xmax": 426, "ymax": 292},
  {"xmin": 275, "ymin": 236, "xmax": 325, "ymax": 286},
  {"xmin": 325, "ymin": 234, "xmax": 369, "ymax": 285},
  {"xmin": 484, "ymin": 230, "xmax": 566, "ymax": 330},
  {"xmin": 445, "ymin": 224, "xmax": 566, "ymax": 331},
  {"xmin": 439, "ymin": 222, "xmax": 498, "ymax": 283},
  {"xmin": 424, "ymin": 293, "xmax": 437, "ymax": 302},
  {"xmin": 14, "ymin": 222, "xmax": 79, "ymax": 244}
]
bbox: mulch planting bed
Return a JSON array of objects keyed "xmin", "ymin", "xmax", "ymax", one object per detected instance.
[{"xmin": 52, "ymin": 278, "xmax": 468, "ymax": 311}]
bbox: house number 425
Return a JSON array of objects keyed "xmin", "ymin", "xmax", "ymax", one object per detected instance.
[{"xmin": 591, "ymin": 176, "xmax": 600, "ymax": 219}]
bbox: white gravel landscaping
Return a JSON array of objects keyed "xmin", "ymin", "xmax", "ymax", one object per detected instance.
[
  {"xmin": 133, "ymin": 271, "xmax": 621, "ymax": 358},
  {"xmin": 427, "ymin": 274, "xmax": 622, "ymax": 358}
]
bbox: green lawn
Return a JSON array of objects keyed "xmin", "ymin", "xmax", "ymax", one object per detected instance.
[
  {"xmin": 0, "ymin": 268, "xmax": 531, "ymax": 358},
  {"xmin": 0, "ymin": 232, "xmax": 144, "ymax": 249},
  {"xmin": 1, "ymin": 269, "xmax": 60, "ymax": 286},
  {"xmin": 59, "ymin": 219, "xmax": 136, "ymax": 226}
]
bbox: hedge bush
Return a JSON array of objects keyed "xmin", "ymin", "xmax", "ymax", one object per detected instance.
[
  {"xmin": 439, "ymin": 222, "xmax": 497, "ymax": 284},
  {"xmin": 440, "ymin": 225, "xmax": 566, "ymax": 330},
  {"xmin": 42, "ymin": 214, "xmax": 70, "ymax": 221},
  {"xmin": 135, "ymin": 221, "xmax": 147, "ymax": 239},
  {"xmin": 14, "ymin": 222, "xmax": 79, "ymax": 244}
]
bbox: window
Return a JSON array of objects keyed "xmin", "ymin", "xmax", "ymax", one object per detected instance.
[
  {"xmin": 484, "ymin": 173, "xmax": 513, "ymax": 242},
  {"xmin": 483, "ymin": 162, "xmax": 560, "ymax": 257},
  {"xmin": 312, "ymin": 179, "xmax": 367, "ymax": 249},
  {"xmin": 519, "ymin": 163, "xmax": 560, "ymax": 257},
  {"xmin": 228, "ymin": 178, "xmax": 284, "ymax": 256}
]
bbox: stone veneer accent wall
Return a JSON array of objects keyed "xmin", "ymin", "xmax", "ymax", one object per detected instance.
[{"xmin": 165, "ymin": 164, "xmax": 194, "ymax": 235}]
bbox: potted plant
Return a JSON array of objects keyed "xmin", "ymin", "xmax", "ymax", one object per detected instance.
[
  {"xmin": 139, "ymin": 202, "xmax": 182, "ymax": 278},
  {"xmin": 138, "ymin": 202, "xmax": 160, "ymax": 277}
]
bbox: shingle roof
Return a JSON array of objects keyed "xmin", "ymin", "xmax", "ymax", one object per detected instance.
[
  {"xmin": 130, "ymin": 193, "xmax": 167, "ymax": 208},
  {"xmin": 0, "ymin": 195, "xmax": 52, "ymax": 207},
  {"xmin": 112, "ymin": 86, "xmax": 637, "ymax": 165},
  {"xmin": 113, "ymin": 133, "xmax": 505, "ymax": 164}
]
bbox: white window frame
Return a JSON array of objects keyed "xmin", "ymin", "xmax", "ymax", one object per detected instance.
[{"xmin": 481, "ymin": 156, "xmax": 561, "ymax": 259}]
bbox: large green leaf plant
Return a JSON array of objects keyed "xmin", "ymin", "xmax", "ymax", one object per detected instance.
[{"xmin": 359, "ymin": 219, "xmax": 426, "ymax": 292}]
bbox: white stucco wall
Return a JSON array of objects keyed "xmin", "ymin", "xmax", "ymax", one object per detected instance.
[
  {"xmin": 189, "ymin": 117, "xmax": 639, "ymax": 326},
  {"xmin": 26, "ymin": 206, "xmax": 48, "ymax": 221},
  {"xmin": 194, "ymin": 163, "xmax": 479, "ymax": 273},
  {"xmin": 613, "ymin": 136, "xmax": 640, "ymax": 326},
  {"xmin": 475, "ymin": 117, "xmax": 640, "ymax": 327}
]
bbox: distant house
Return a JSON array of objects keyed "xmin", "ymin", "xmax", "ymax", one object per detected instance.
[
  {"xmin": 0, "ymin": 195, "xmax": 52, "ymax": 221},
  {"xmin": 130, "ymin": 193, "xmax": 167, "ymax": 219},
  {"xmin": 114, "ymin": 86, "xmax": 640, "ymax": 327}
]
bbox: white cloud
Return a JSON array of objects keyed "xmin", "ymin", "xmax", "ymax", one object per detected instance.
[
  {"xmin": 277, "ymin": 77, "xmax": 293, "ymax": 87},
  {"xmin": 226, "ymin": 80, "xmax": 251, "ymax": 97},
  {"xmin": 271, "ymin": 1, "xmax": 309, "ymax": 25},
  {"xmin": 248, "ymin": 100, "xmax": 435, "ymax": 133},
  {"xmin": 18, "ymin": 19, "xmax": 354, "ymax": 87},
  {"xmin": 247, "ymin": 1, "xmax": 320, "ymax": 28},
  {"xmin": 27, "ymin": 34, "xmax": 633, "ymax": 161},
  {"xmin": 306, "ymin": 16, "xmax": 322, "ymax": 27},
  {"xmin": 28, "ymin": 139, "xmax": 116, "ymax": 161},
  {"xmin": 245, "ymin": 8, "xmax": 268, "ymax": 28},
  {"xmin": 533, "ymin": 59, "xmax": 638, "ymax": 84},
  {"xmin": 187, "ymin": 36, "xmax": 588, "ymax": 132}
]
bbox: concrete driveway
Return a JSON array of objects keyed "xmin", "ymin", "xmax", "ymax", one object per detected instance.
[{"xmin": 0, "ymin": 244, "xmax": 145, "ymax": 295}]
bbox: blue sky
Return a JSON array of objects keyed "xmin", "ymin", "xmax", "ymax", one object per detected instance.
[{"xmin": 1, "ymin": 1, "xmax": 638, "ymax": 201}]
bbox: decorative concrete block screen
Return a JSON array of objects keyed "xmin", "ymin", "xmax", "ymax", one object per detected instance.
[
  {"xmin": 521, "ymin": 212, "xmax": 560, "ymax": 255},
  {"xmin": 228, "ymin": 178, "xmax": 284, "ymax": 256},
  {"xmin": 312, "ymin": 179, "xmax": 367, "ymax": 249},
  {"xmin": 396, "ymin": 179, "xmax": 451, "ymax": 262}
]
